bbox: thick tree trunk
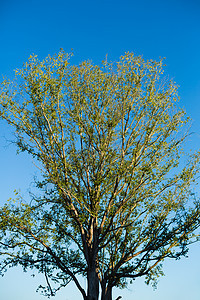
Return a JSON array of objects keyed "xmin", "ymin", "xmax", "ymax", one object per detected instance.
[
  {"xmin": 85, "ymin": 217, "xmax": 99, "ymax": 300},
  {"xmin": 86, "ymin": 268, "xmax": 99, "ymax": 300}
]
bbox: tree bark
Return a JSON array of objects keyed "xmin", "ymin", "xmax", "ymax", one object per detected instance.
[
  {"xmin": 86, "ymin": 268, "xmax": 99, "ymax": 300},
  {"xmin": 101, "ymin": 285, "xmax": 112, "ymax": 300}
]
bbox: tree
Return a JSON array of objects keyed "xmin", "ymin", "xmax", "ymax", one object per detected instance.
[{"xmin": 0, "ymin": 51, "xmax": 200, "ymax": 300}]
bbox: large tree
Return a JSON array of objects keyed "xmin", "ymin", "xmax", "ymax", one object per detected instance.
[{"xmin": 0, "ymin": 51, "xmax": 200, "ymax": 300}]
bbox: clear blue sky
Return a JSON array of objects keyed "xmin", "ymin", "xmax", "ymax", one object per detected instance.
[{"xmin": 0, "ymin": 0, "xmax": 200, "ymax": 299}]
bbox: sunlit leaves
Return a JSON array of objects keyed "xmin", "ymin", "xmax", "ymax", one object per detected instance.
[{"xmin": 0, "ymin": 51, "xmax": 200, "ymax": 298}]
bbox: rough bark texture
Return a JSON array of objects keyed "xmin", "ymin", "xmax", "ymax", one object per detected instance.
[{"xmin": 87, "ymin": 268, "xmax": 99, "ymax": 300}]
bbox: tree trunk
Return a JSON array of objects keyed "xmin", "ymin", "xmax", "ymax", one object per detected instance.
[
  {"xmin": 86, "ymin": 268, "xmax": 99, "ymax": 300},
  {"xmin": 101, "ymin": 285, "xmax": 112, "ymax": 300}
]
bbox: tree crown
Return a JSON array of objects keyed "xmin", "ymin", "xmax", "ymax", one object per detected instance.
[{"xmin": 0, "ymin": 51, "xmax": 200, "ymax": 299}]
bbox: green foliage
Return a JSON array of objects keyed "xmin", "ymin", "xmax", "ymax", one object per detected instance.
[{"xmin": 0, "ymin": 50, "xmax": 200, "ymax": 299}]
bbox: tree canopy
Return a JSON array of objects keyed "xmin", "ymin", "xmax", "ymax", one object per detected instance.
[{"xmin": 0, "ymin": 51, "xmax": 200, "ymax": 300}]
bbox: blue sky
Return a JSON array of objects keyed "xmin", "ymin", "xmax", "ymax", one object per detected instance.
[{"xmin": 0, "ymin": 0, "xmax": 200, "ymax": 299}]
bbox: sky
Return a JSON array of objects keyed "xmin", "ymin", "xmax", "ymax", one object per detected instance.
[{"xmin": 0, "ymin": 0, "xmax": 200, "ymax": 299}]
